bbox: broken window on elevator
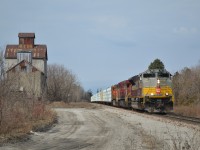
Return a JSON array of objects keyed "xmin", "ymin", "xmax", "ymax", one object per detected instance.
[{"xmin": 17, "ymin": 51, "xmax": 32, "ymax": 64}]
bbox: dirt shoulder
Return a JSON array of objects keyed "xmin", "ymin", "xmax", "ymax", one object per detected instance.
[
  {"xmin": 48, "ymin": 101, "xmax": 99, "ymax": 109},
  {"xmin": 1, "ymin": 103, "xmax": 200, "ymax": 150}
]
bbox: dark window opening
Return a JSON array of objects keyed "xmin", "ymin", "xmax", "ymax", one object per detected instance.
[
  {"xmin": 143, "ymin": 73, "xmax": 156, "ymax": 78},
  {"xmin": 21, "ymin": 66, "xmax": 27, "ymax": 72},
  {"xmin": 158, "ymin": 73, "xmax": 169, "ymax": 78}
]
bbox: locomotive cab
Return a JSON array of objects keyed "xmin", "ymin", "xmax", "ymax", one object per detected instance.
[
  {"xmin": 130, "ymin": 69, "xmax": 173, "ymax": 113},
  {"xmin": 142, "ymin": 69, "xmax": 173, "ymax": 113}
]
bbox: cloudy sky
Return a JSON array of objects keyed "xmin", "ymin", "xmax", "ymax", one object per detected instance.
[{"xmin": 0, "ymin": 0, "xmax": 200, "ymax": 93}]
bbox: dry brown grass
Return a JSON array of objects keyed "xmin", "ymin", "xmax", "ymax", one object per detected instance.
[
  {"xmin": 0, "ymin": 101, "xmax": 96, "ymax": 144},
  {"xmin": 48, "ymin": 101, "xmax": 97, "ymax": 109},
  {"xmin": 174, "ymin": 105, "xmax": 200, "ymax": 118},
  {"xmin": 31, "ymin": 108, "xmax": 57, "ymax": 132},
  {"xmin": 0, "ymin": 100, "xmax": 57, "ymax": 144}
]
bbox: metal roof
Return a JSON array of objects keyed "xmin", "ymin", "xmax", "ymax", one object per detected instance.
[
  {"xmin": 18, "ymin": 33, "xmax": 35, "ymax": 38},
  {"xmin": 5, "ymin": 33, "xmax": 47, "ymax": 60},
  {"xmin": 5, "ymin": 44, "xmax": 47, "ymax": 60}
]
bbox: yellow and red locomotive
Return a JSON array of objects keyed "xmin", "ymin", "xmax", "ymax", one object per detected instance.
[{"xmin": 91, "ymin": 69, "xmax": 173, "ymax": 113}]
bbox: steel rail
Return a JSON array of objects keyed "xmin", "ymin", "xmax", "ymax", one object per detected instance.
[{"xmin": 163, "ymin": 113, "xmax": 200, "ymax": 124}]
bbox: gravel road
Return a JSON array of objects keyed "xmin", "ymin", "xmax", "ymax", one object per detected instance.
[{"xmin": 1, "ymin": 104, "xmax": 200, "ymax": 150}]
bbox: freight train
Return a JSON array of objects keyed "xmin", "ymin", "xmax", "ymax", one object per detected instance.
[{"xmin": 91, "ymin": 69, "xmax": 173, "ymax": 113}]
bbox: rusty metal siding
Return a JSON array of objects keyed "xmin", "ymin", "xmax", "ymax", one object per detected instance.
[{"xmin": 5, "ymin": 45, "xmax": 47, "ymax": 59}]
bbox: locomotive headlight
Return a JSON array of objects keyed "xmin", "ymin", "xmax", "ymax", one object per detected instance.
[
  {"xmin": 157, "ymin": 79, "xmax": 160, "ymax": 84},
  {"xmin": 166, "ymin": 93, "xmax": 169, "ymax": 96},
  {"xmin": 151, "ymin": 93, "xmax": 154, "ymax": 96}
]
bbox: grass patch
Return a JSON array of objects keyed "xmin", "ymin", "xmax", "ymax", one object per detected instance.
[
  {"xmin": 174, "ymin": 105, "xmax": 200, "ymax": 118},
  {"xmin": 0, "ymin": 101, "xmax": 57, "ymax": 144}
]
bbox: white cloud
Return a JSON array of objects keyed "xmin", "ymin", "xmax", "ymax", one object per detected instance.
[{"xmin": 173, "ymin": 27, "xmax": 198, "ymax": 34}]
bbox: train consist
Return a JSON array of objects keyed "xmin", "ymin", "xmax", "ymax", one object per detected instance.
[{"xmin": 91, "ymin": 69, "xmax": 174, "ymax": 113}]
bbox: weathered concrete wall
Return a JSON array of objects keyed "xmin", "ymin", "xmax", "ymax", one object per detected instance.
[
  {"xmin": 5, "ymin": 59, "xmax": 17, "ymax": 71},
  {"xmin": 5, "ymin": 58, "xmax": 47, "ymax": 77},
  {"xmin": 32, "ymin": 59, "xmax": 47, "ymax": 76},
  {"xmin": 7, "ymin": 71, "xmax": 46, "ymax": 98}
]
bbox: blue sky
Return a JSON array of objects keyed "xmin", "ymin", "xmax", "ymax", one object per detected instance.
[{"xmin": 0, "ymin": 0, "xmax": 200, "ymax": 93}]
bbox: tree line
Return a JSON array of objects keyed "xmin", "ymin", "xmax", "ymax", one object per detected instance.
[
  {"xmin": 47, "ymin": 63, "xmax": 92, "ymax": 102},
  {"xmin": 173, "ymin": 66, "xmax": 200, "ymax": 105}
]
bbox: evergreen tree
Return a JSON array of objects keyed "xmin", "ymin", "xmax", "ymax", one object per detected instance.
[{"xmin": 148, "ymin": 58, "xmax": 165, "ymax": 70}]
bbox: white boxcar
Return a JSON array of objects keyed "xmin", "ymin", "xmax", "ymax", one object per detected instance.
[
  {"xmin": 91, "ymin": 93, "xmax": 97, "ymax": 102},
  {"xmin": 91, "ymin": 87, "xmax": 112, "ymax": 103},
  {"xmin": 91, "ymin": 91, "xmax": 101, "ymax": 102},
  {"xmin": 102, "ymin": 87, "xmax": 112, "ymax": 103}
]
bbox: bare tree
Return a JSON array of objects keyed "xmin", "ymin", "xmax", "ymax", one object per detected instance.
[
  {"xmin": 0, "ymin": 49, "xmax": 4, "ymax": 126},
  {"xmin": 0, "ymin": 68, "xmax": 55, "ymax": 135},
  {"xmin": 173, "ymin": 65, "xmax": 200, "ymax": 105},
  {"xmin": 0, "ymin": 50, "xmax": 4, "ymax": 79},
  {"xmin": 47, "ymin": 64, "xmax": 84, "ymax": 102}
]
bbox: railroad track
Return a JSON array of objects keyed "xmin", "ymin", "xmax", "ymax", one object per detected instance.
[
  {"xmin": 96, "ymin": 103, "xmax": 200, "ymax": 125},
  {"xmin": 160, "ymin": 113, "xmax": 200, "ymax": 125},
  {"xmin": 117, "ymin": 106, "xmax": 200, "ymax": 125}
]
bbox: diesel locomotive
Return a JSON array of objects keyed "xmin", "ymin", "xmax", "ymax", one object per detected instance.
[{"xmin": 91, "ymin": 69, "xmax": 173, "ymax": 113}]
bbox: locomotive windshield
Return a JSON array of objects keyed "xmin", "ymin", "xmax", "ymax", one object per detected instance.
[
  {"xmin": 143, "ymin": 73, "xmax": 156, "ymax": 78},
  {"xmin": 158, "ymin": 73, "xmax": 170, "ymax": 78}
]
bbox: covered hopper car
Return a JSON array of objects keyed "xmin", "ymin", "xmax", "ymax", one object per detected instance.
[{"xmin": 91, "ymin": 69, "xmax": 173, "ymax": 113}]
